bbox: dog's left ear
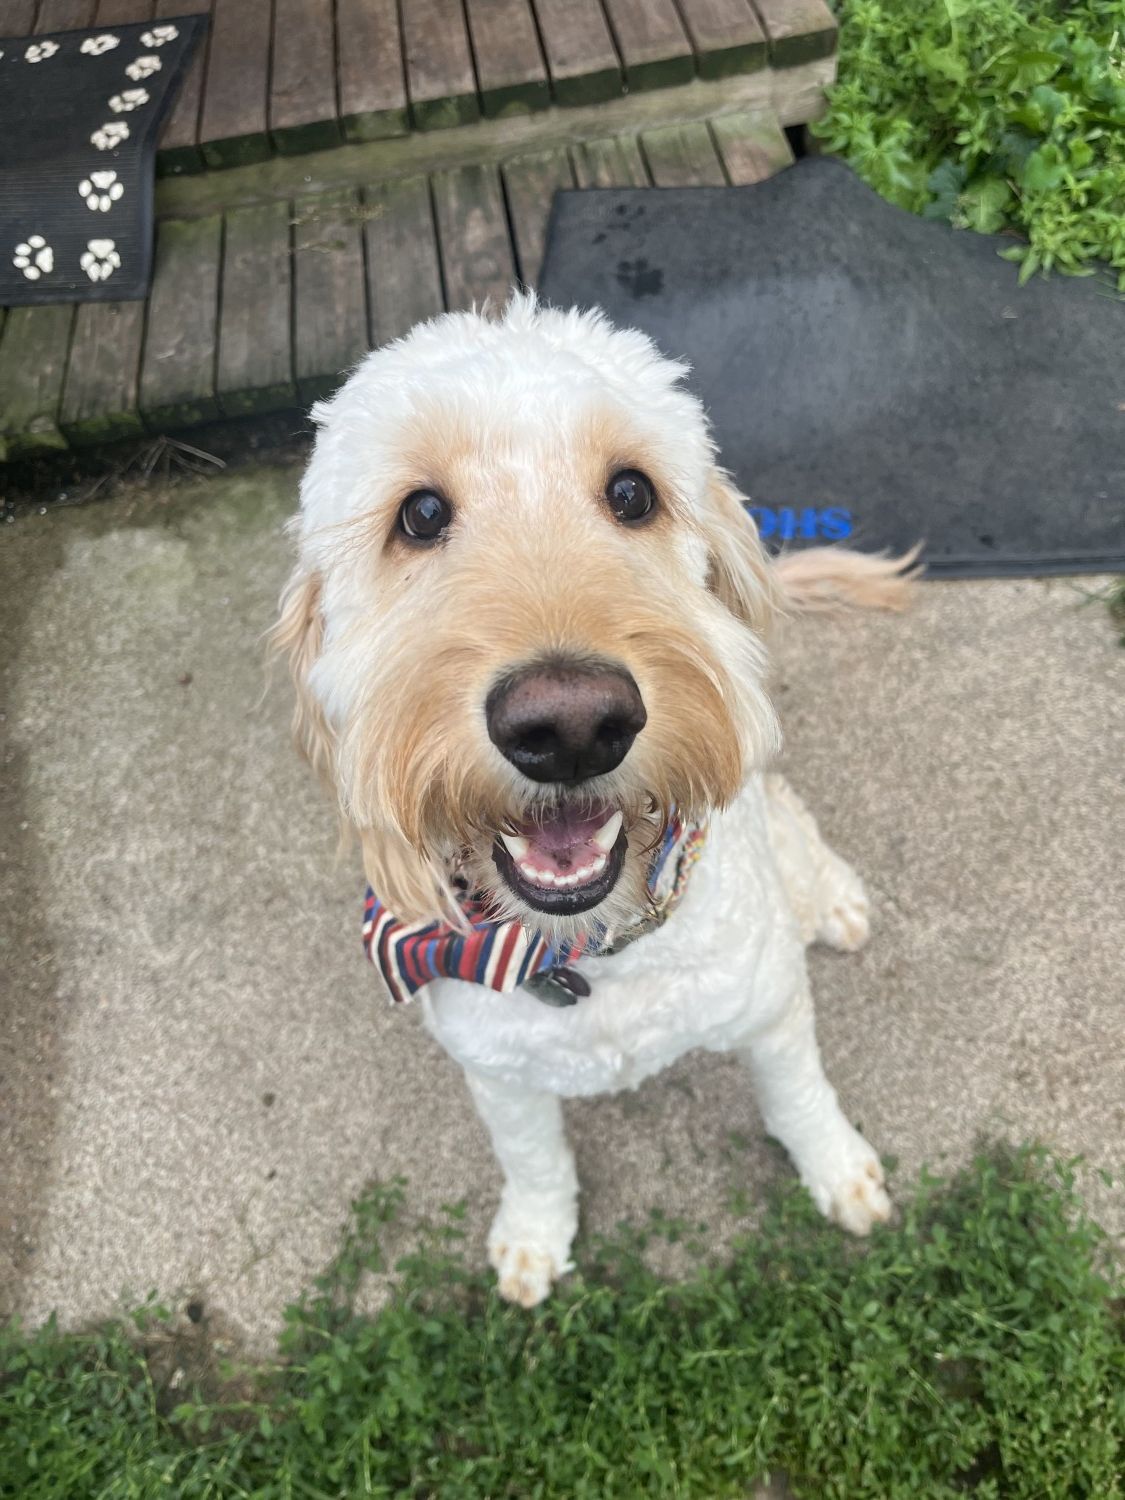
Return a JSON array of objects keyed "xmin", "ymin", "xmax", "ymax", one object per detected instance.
[{"xmin": 699, "ymin": 471, "xmax": 780, "ymax": 636}]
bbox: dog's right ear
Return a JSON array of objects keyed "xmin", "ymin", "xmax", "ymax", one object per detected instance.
[
  {"xmin": 269, "ymin": 567, "xmax": 336, "ymax": 782},
  {"xmin": 358, "ymin": 826, "xmax": 464, "ymax": 929}
]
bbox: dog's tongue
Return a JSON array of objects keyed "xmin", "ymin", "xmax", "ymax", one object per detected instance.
[{"xmin": 513, "ymin": 804, "xmax": 618, "ymax": 878}]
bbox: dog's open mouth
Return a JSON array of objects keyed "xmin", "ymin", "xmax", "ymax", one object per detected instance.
[{"xmin": 491, "ymin": 802, "xmax": 627, "ymax": 915}]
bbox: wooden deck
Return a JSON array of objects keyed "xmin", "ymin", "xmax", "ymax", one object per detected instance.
[
  {"xmin": 0, "ymin": 0, "xmax": 835, "ymax": 170},
  {"xmin": 0, "ymin": 111, "xmax": 796, "ymax": 457}
]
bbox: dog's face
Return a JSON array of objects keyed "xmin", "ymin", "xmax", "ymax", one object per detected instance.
[{"xmin": 275, "ymin": 296, "xmax": 781, "ymax": 935}]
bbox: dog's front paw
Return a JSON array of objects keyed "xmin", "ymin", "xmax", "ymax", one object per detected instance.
[
  {"xmin": 489, "ymin": 1239, "xmax": 558, "ymax": 1308},
  {"xmin": 488, "ymin": 1193, "xmax": 576, "ymax": 1308},
  {"xmin": 815, "ymin": 867, "xmax": 871, "ymax": 953},
  {"xmin": 801, "ymin": 1128, "xmax": 892, "ymax": 1236},
  {"xmin": 824, "ymin": 1154, "xmax": 891, "ymax": 1235}
]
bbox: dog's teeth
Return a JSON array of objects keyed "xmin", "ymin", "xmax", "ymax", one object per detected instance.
[
  {"xmin": 501, "ymin": 832, "xmax": 530, "ymax": 859},
  {"xmin": 518, "ymin": 845, "xmax": 609, "ymax": 890},
  {"xmin": 591, "ymin": 810, "xmax": 623, "ymax": 853}
]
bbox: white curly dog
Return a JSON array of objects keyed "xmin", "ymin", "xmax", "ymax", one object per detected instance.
[{"xmin": 274, "ymin": 293, "xmax": 914, "ymax": 1307}]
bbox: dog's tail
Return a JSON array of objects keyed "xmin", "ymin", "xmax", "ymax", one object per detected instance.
[{"xmin": 773, "ymin": 545, "xmax": 922, "ymax": 614}]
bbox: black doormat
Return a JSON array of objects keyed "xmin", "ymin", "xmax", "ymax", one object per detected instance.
[
  {"xmin": 0, "ymin": 14, "xmax": 204, "ymax": 307},
  {"xmin": 539, "ymin": 157, "xmax": 1125, "ymax": 578}
]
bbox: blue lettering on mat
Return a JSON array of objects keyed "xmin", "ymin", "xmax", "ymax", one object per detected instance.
[{"xmin": 746, "ymin": 505, "xmax": 853, "ymax": 542}]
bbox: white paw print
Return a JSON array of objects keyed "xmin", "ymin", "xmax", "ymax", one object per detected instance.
[
  {"xmin": 91, "ymin": 120, "xmax": 130, "ymax": 150},
  {"xmin": 81, "ymin": 238, "xmax": 121, "ymax": 283},
  {"xmin": 140, "ymin": 24, "xmax": 178, "ymax": 46},
  {"xmin": 24, "ymin": 40, "xmax": 59, "ymax": 62},
  {"xmin": 125, "ymin": 54, "xmax": 161, "ymax": 81},
  {"xmin": 80, "ymin": 34, "xmax": 119, "ymax": 56},
  {"xmin": 109, "ymin": 88, "xmax": 149, "ymax": 113},
  {"xmin": 78, "ymin": 170, "xmax": 125, "ymax": 212},
  {"xmin": 12, "ymin": 235, "xmax": 54, "ymax": 281}
]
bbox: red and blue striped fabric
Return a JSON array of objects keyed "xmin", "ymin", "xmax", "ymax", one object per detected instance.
[{"xmin": 362, "ymin": 812, "xmax": 705, "ymax": 1005}]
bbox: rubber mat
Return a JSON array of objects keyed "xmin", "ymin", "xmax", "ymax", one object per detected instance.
[
  {"xmin": 539, "ymin": 157, "xmax": 1124, "ymax": 577},
  {"xmin": 0, "ymin": 14, "xmax": 203, "ymax": 306}
]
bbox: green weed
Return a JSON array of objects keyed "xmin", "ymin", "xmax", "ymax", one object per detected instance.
[
  {"xmin": 1, "ymin": 1147, "xmax": 1122, "ymax": 1498},
  {"xmin": 1103, "ymin": 576, "xmax": 1125, "ymax": 643},
  {"xmin": 816, "ymin": 0, "xmax": 1125, "ymax": 285},
  {"xmin": 1075, "ymin": 575, "xmax": 1125, "ymax": 643}
]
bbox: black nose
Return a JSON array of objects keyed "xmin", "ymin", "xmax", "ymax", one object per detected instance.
[{"xmin": 486, "ymin": 662, "xmax": 647, "ymax": 784}]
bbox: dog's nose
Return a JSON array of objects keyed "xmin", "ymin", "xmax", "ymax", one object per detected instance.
[{"xmin": 486, "ymin": 662, "xmax": 647, "ymax": 784}]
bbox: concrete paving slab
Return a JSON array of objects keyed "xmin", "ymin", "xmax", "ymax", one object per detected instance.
[{"xmin": 1, "ymin": 466, "xmax": 1122, "ymax": 1350}]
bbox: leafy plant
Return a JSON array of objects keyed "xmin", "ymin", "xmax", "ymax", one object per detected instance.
[
  {"xmin": 1, "ymin": 1147, "xmax": 1123, "ymax": 1497},
  {"xmin": 1079, "ymin": 574, "xmax": 1125, "ymax": 643},
  {"xmin": 815, "ymin": 0, "xmax": 1125, "ymax": 285}
]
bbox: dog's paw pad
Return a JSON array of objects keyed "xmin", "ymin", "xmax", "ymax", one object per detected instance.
[
  {"xmin": 817, "ymin": 887, "xmax": 870, "ymax": 953},
  {"xmin": 803, "ymin": 1130, "xmax": 892, "ymax": 1236},
  {"xmin": 490, "ymin": 1241, "xmax": 556, "ymax": 1307},
  {"xmin": 827, "ymin": 1158, "xmax": 892, "ymax": 1236}
]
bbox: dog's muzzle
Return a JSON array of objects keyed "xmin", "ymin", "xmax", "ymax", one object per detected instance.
[{"xmin": 486, "ymin": 659, "xmax": 644, "ymax": 915}]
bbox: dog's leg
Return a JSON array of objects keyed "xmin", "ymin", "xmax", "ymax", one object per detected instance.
[
  {"xmin": 764, "ymin": 773, "xmax": 870, "ymax": 953},
  {"xmin": 738, "ymin": 984, "xmax": 891, "ymax": 1234},
  {"xmin": 463, "ymin": 1068, "xmax": 578, "ymax": 1308}
]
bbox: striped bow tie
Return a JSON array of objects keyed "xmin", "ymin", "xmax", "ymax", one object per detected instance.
[{"xmin": 363, "ymin": 814, "xmax": 707, "ymax": 1007}]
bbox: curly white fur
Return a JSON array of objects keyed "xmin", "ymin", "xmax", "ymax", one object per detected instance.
[
  {"xmin": 424, "ymin": 774, "xmax": 889, "ymax": 1305},
  {"xmin": 277, "ymin": 293, "xmax": 909, "ymax": 1306}
]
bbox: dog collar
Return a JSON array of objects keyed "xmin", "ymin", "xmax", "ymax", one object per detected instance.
[{"xmin": 362, "ymin": 813, "xmax": 707, "ymax": 1007}]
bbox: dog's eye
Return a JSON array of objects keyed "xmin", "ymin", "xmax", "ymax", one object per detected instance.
[
  {"xmin": 398, "ymin": 490, "xmax": 452, "ymax": 542},
  {"xmin": 606, "ymin": 469, "xmax": 655, "ymax": 524}
]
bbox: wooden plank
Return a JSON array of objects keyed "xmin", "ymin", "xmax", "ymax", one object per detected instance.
[
  {"xmin": 642, "ymin": 121, "xmax": 726, "ymax": 186},
  {"xmin": 0, "ymin": 307, "xmax": 73, "ymax": 457},
  {"xmin": 431, "ymin": 164, "xmax": 515, "ymax": 313},
  {"xmin": 33, "ymin": 0, "xmax": 94, "ymax": 29},
  {"xmin": 154, "ymin": 0, "xmax": 207, "ymax": 175},
  {"xmin": 0, "ymin": 2, "xmax": 38, "ymax": 35},
  {"xmin": 199, "ymin": 0, "xmax": 271, "ymax": 168},
  {"xmin": 752, "ymin": 0, "xmax": 837, "ymax": 67},
  {"xmin": 217, "ymin": 200, "xmax": 296, "ymax": 416},
  {"xmin": 711, "ymin": 110, "xmax": 793, "ymax": 184},
  {"xmin": 572, "ymin": 134, "xmax": 649, "ymax": 189},
  {"xmin": 139, "ymin": 214, "xmax": 222, "ymax": 428},
  {"xmin": 465, "ymin": 0, "xmax": 548, "ymax": 118},
  {"xmin": 292, "ymin": 188, "xmax": 369, "ymax": 405},
  {"xmin": 363, "ymin": 175, "xmax": 444, "ymax": 346},
  {"xmin": 337, "ymin": 0, "xmax": 408, "ymax": 143},
  {"xmin": 677, "ymin": 0, "xmax": 767, "ymax": 80},
  {"xmin": 270, "ymin": 0, "xmax": 340, "ymax": 155},
  {"xmin": 401, "ymin": 0, "xmax": 479, "ymax": 132},
  {"xmin": 533, "ymin": 0, "xmax": 620, "ymax": 105},
  {"xmin": 502, "ymin": 148, "xmax": 573, "ymax": 288},
  {"xmin": 601, "ymin": 0, "xmax": 694, "ymax": 93},
  {"xmin": 93, "ymin": 0, "xmax": 154, "ymax": 22},
  {"xmin": 60, "ymin": 301, "xmax": 146, "ymax": 445}
]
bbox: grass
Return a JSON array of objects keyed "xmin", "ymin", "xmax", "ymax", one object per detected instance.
[
  {"xmin": 1102, "ymin": 577, "xmax": 1125, "ymax": 644},
  {"xmin": 2, "ymin": 1147, "xmax": 1123, "ymax": 1498},
  {"xmin": 1075, "ymin": 576, "xmax": 1125, "ymax": 644},
  {"xmin": 816, "ymin": 0, "xmax": 1125, "ymax": 285}
]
